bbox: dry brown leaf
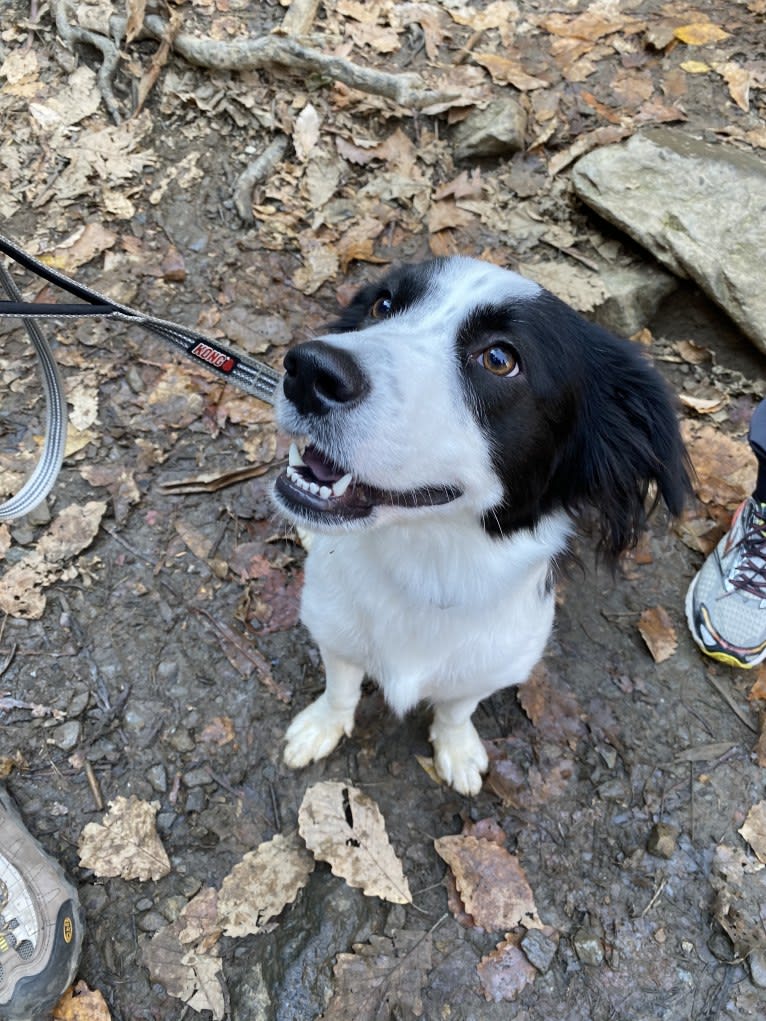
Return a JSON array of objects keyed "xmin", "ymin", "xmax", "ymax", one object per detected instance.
[
  {"xmin": 217, "ymin": 832, "xmax": 315, "ymax": 937},
  {"xmin": 710, "ymin": 844, "xmax": 766, "ymax": 958},
  {"xmin": 40, "ymin": 224, "xmax": 117, "ymax": 273},
  {"xmin": 675, "ymin": 339, "xmax": 711, "ymax": 364},
  {"xmin": 540, "ymin": 9, "xmax": 643, "ymax": 42},
  {"xmin": 0, "ymin": 501, "xmax": 107, "ymax": 619},
  {"xmin": 473, "ymin": 53, "xmax": 549, "ymax": 91},
  {"xmin": 80, "ymin": 465, "xmax": 140, "ymax": 524},
  {"xmin": 638, "ymin": 606, "xmax": 678, "ymax": 663},
  {"xmin": 739, "ymin": 802, "xmax": 766, "ymax": 864},
  {"xmin": 477, "ymin": 933, "xmax": 538, "ymax": 1002},
  {"xmin": 748, "ymin": 667, "xmax": 766, "ymax": 702},
  {"xmin": 678, "ymin": 393, "xmax": 726, "ymax": 415},
  {"xmin": 125, "ymin": 0, "xmax": 147, "ymax": 42},
  {"xmin": 755, "ymin": 716, "xmax": 766, "ymax": 768},
  {"xmin": 447, "ymin": 0, "xmax": 518, "ymax": 46},
  {"xmin": 299, "ymin": 782, "xmax": 412, "ymax": 904},
  {"xmin": 293, "ymin": 103, "xmax": 320, "ymax": 162},
  {"xmin": 713, "ymin": 61, "xmax": 753, "ymax": 112},
  {"xmin": 674, "ymin": 23, "xmax": 730, "ymax": 45},
  {"xmin": 293, "ymin": 238, "xmax": 339, "ymax": 294},
  {"xmin": 681, "ymin": 421, "xmax": 756, "ymax": 516},
  {"xmin": 199, "ymin": 715, "xmax": 236, "ymax": 747},
  {"xmin": 52, "ymin": 980, "xmax": 111, "ymax": 1021},
  {"xmin": 428, "ymin": 199, "xmax": 476, "ymax": 233},
  {"xmin": 143, "ymin": 919, "xmax": 225, "ymax": 1020},
  {"xmin": 324, "ymin": 931, "xmax": 432, "ymax": 1021},
  {"xmin": 517, "ymin": 664, "xmax": 585, "ymax": 747},
  {"xmin": 177, "ymin": 887, "xmax": 221, "ymax": 951},
  {"xmin": 78, "ymin": 796, "xmax": 171, "ymax": 881},
  {"xmin": 434, "ymin": 834, "xmax": 542, "ymax": 931}
]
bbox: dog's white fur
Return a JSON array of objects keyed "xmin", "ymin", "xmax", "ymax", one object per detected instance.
[{"xmin": 274, "ymin": 257, "xmax": 686, "ymax": 795}]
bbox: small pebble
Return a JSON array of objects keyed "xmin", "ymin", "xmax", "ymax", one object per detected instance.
[
  {"xmin": 137, "ymin": 911, "xmax": 167, "ymax": 933},
  {"xmin": 521, "ymin": 929, "xmax": 557, "ymax": 973},
  {"xmin": 48, "ymin": 721, "xmax": 81, "ymax": 752},
  {"xmin": 184, "ymin": 767, "xmax": 211, "ymax": 788},
  {"xmin": 146, "ymin": 764, "xmax": 167, "ymax": 793},
  {"xmin": 647, "ymin": 822, "xmax": 678, "ymax": 859},
  {"xmin": 573, "ymin": 928, "xmax": 604, "ymax": 966}
]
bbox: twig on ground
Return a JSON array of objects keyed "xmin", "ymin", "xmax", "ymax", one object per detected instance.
[
  {"xmin": 51, "ymin": 0, "xmax": 123, "ymax": 123},
  {"xmin": 234, "ymin": 135, "xmax": 290, "ymax": 224},
  {"xmin": 279, "ymin": 0, "xmax": 321, "ymax": 37}
]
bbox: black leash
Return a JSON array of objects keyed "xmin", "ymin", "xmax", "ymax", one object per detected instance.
[{"xmin": 0, "ymin": 233, "xmax": 282, "ymax": 520}]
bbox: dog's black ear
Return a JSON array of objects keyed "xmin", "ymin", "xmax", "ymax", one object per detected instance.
[{"xmin": 555, "ymin": 318, "xmax": 692, "ymax": 561}]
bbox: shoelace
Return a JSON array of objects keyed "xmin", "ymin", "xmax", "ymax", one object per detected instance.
[{"xmin": 730, "ymin": 503, "xmax": 766, "ymax": 599}]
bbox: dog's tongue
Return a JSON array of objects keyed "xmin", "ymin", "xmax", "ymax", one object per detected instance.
[{"xmin": 303, "ymin": 445, "xmax": 346, "ymax": 483}]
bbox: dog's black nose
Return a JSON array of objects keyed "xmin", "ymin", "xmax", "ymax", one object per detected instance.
[{"xmin": 283, "ymin": 341, "xmax": 369, "ymax": 416}]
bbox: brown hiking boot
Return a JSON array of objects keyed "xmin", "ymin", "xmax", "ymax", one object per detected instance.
[{"xmin": 0, "ymin": 787, "xmax": 84, "ymax": 1020}]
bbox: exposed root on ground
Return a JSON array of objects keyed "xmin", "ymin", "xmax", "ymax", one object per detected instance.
[
  {"xmin": 50, "ymin": 0, "xmax": 123, "ymax": 123},
  {"xmin": 137, "ymin": 14, "xmax": 458, "ymax": 111}
]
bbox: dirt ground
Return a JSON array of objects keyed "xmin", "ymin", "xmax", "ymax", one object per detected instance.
[{"xmin": 2, "ymin": 1, "xmax": 766, "ymax": 1019}]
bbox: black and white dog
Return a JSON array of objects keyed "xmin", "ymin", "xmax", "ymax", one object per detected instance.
[{"xmin": 274, "ymin": 257, "xmax": 689, "ymax": 795}]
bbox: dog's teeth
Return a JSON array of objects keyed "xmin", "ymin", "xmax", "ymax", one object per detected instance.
[
  {"xmin": 332, "ymin": 473, "xmax": 353, "ymax": 497},
  {"xmin": 319, "ymin": 485, "xmax": 332, "ymax": 500},
  {"xmin": 288, "ymin": 442, "xmax": 305, "ymax": 468},
  {"xmin": 309, "ymin": 481, "xmax": 320, "ymax": 495}
]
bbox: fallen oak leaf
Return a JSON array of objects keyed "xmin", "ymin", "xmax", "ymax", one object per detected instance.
[
  {"xmin": 217, "ymin": 832, "xmax": 315, "ymax": 937},
  {"xmin": 434, "ymin": 834, "xmax": 542, "ymax": 932},
  {"xmin": 78, "ymin": 796, "xmax": 170, "ymax": 881},
  {"xmin": 299, "ymin": 781, "xmax": 412, "ymax": 904}
]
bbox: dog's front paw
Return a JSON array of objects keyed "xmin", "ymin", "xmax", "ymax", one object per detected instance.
[
  {"xmin": 430, "ymin": 719, "xmax": 489, "ymax": 797},
  {"xmin": 283, "ymin": 695, "xmax": 355, "ymax": 769}
]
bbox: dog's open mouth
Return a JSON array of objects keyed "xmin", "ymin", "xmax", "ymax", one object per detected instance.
[{"xmin": 275, "ymin": 443, "xmax": 462, "ymax": 521}]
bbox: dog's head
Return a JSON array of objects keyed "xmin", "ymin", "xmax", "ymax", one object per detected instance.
[{"xmin": 274, "ymin": 257, "xmax": 690, "ymax": 556}]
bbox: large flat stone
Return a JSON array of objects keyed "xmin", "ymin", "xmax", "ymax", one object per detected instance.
[{"xmin": 572, "ymin": 129, "xmax": 766, "ymax": 355}]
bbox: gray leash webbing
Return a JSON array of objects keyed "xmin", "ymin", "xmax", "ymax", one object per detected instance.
[{"xmin": 0, "ymin": 233, "xmax": 282, "ymax": 521}]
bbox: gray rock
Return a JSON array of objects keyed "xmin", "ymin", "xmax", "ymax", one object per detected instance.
[
  {"xmin": 594, "ymin": 264, "xmax": 677, "ymax": 337},
  {"xmin": 48, "ymin": 720, "xmax": 81, "ymax": 751},
  {"xmin": 521, "ymin": 928, "xmax": 558, "ymax": 973},
  {"xmin": 647, "ymin": 821, "xmax": 679, "ymax": 859},
  {"xmin": 519, "ymin": 259, "xmax": 676, "ymax": 336},
  {"xmin": 572, "ymin": 129, "xmax": 766, "ymax": 355},
  {"xmin": 573, "ymin": 927, "xmax": 604, "ymax": 966},
  {"xmin": 452, "ymin": 99, "xmax": 527, "ymax": 160}
]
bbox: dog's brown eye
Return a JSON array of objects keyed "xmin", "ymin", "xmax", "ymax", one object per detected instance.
[
  {"xmin": 480, "ymin": 345, "xmax": 519, "ymax": 377},
  {"xmin": 370, "ymin": 294, "xmax": 393, "ymax": 319}
]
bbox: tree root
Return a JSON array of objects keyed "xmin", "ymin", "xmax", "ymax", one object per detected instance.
[
  {"xmin": 139, "ymin": 14, "xmax": 458, "ymax": 111},
  {"xmin": 234, "ymin": 135, "xmax": 290, "ymax": 224},
  {"xmin": 50, "ymin": 0, "xmax": 123, "ymax": 123}
]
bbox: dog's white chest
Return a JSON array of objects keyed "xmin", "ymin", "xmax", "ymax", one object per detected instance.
[{"xmin": 299, "ymin": 520, "xmax": 563, "ymax": 716}]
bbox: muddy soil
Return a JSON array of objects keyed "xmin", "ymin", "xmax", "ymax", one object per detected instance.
[{"xmin": 2, "ymin": 2, "xmax": 766, "ymax": 1020}]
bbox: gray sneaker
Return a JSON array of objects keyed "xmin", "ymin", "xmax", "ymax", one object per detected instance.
[
  {"xmin": 685, "ymin": 497, "xmax": 766, "ymax": 669},
  {"xmin": 0, "ymin": 788, "xmax": 84, "ymax": 1020}
]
